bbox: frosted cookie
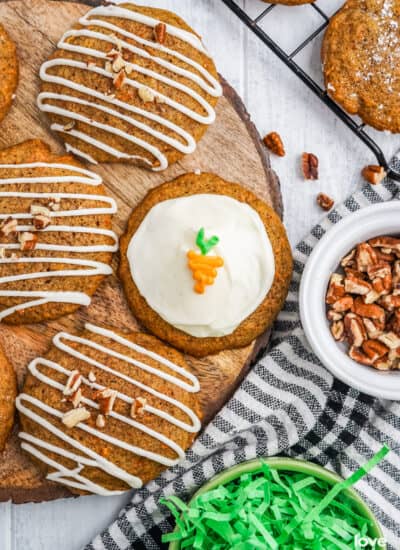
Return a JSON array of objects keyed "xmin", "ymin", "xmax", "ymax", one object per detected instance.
[
  {"xmin": 0, "ymin": 23, "xmax": 18, "ymax": 124},
  {"xmin": 322, "ymin": 0, "xmax": 400, "ymax": 132},
  {"xmin": 0, "ymin": 139, "xmax": 118, "ymax": 324},
  {"xmin": 0, "ymin": 344, "xmax": 17, "ymax": 451},
  {"xmin": 119, "ymin": 173, "xmax": 293, "ymax": 357},
  {"xmin": 16, "ymin": 323, "xmax": 201, "ymax": 495},
  {"xmin": 38, "ymin": 1, "xmax": 222, "ymax": 170}
]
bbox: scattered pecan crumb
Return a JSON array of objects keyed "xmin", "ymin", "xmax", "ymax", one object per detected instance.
[
  {"xmin": 263, "ymin": 132, "xmax": 285, "ymax": 157},
  {"xmin": 154, "ymin": 22, "xmax": 167, "ymax": 44},
  {"xmin": 362, "ymin": 165, "xmax": 386, "ymax": 185},
  {"xmin": 63, "ymin": 370, "xmax": 82, "ymax": 396},
  {"xmin": 316, "ymin": 193, "xmax": 334, "ymax": 211},
  {"xmin": 302, "ymin": 152, "xmax": 319, "ymax": 180},
  {"xmin": 88, "ymin": 371, "xmax": 96, "ymax": 383},
  {"xmin": 63, "ymin": 121, "xmax": 75, "ymax": 132},
  {"xmin": 326, "ymin": 235, "xmax": 400, "ymax": 371}
]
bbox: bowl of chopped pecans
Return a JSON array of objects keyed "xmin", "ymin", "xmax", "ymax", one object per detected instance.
[{"xmin": 300, "ymin": 202, "xmax": 400, "ymax": 399}]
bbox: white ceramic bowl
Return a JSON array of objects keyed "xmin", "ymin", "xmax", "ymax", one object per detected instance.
[{"xmin": 300, "ymin": 201, "xmax": 400, "ymax": 400}]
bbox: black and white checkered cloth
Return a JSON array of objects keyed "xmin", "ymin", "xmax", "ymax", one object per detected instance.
[{"xmin": 86, "ymin": 163, "xmax": 400, "ymax": 550}]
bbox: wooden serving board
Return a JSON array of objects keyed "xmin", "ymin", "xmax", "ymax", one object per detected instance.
[{"xmin": 0, "ymin": 0, "xmax": 282, "ymax": 504}]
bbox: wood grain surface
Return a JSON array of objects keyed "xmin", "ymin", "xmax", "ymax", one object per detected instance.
[{"xmin": 0, "ymin": 0, "xmax": 281, "ymax": 504}]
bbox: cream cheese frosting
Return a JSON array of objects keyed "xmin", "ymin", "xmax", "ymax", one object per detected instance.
[{"xmin": 127, "ymin": 194, "xmax": 275, "ymax": 338}]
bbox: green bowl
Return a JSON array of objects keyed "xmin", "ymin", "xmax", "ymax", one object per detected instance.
[{"xmin": 168, "ymin": 457, "xmax": 386, "ymax": 550}]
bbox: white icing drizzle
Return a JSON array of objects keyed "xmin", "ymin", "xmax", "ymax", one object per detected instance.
[
  {"xmin": 16, "ymin": 323, "xmax": 201, "ymax": 495},
  {"xmin": 0, "ymin": 162, "xmax": 118, "ymax": 320},
  {"xmin": 37, "ymin": 3, "xmax": 222, "ymax": 170}
]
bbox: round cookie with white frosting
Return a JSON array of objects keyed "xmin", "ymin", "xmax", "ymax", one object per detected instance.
[
  {"xmin": 38, "ymin": 1, "xmax": 222, "ymax": 170},
  {"xmin": 16, "ymin": 323, "xmax": 201, "ymax": 495},
  {"xmin": 119, "ymin": 173, "xmax": 293, "ymax": 357},
  {"xmin": 0, "ymin": 139, "xmax": 118, "ymax": 324}
]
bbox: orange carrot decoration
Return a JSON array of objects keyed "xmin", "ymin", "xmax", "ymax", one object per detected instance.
[{"xmin": 187, "ymin": 229, "xmax": 224, "ymax": 294}]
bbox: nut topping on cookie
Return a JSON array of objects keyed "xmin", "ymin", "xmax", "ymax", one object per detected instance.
[
  {"xmin": 154, "ymin": 22, "xmax": 167, "ymax": 44},
  {"xmin": 138, "ymin": 86, "xmax": 155, "ymax": 103},
  {"xmin": 96, "ymin": 414, "xmax": 106, "ymax": 429},
  {"xmin": 63, "ymin": 370, "xmax": 82, "ymax": 396},
  {"xmin": 18, "ymin": 232, "xmax": 38, "ymax": 251},
  {"xmin": 0, "ymin": 216, "xmax": 17, "ymax": 237},
  {"xmin": 62, "ymin": 407, "xmax": 91, "ymax": 428},
  {"xmin": 94, "ymin": 388, "xmax": 117, "ymax": 416}
]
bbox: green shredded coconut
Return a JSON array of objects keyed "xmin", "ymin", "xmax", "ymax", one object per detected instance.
[
  {"xmin": 161, "ymin": 446, "xmax": 389, "ymax": 549},
  {"xmin": 196, "ymin": 227, "xmax": 220, "ymax": 256}
]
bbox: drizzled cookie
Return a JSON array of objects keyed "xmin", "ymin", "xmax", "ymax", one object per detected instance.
[
  {"xmin": 16, "ymin": 323, "xmax": 201, "ymax": 495},
  {"xmin": 38, "ymin": 1, "xmax": 222, "ymax": 170},
  {"xmin": 0, "ymin": 140, "xmax": 118, "ymax": 324},
  {"xmin": 0, "ymin": 23, "xmax": 18, "ymax": 124}
]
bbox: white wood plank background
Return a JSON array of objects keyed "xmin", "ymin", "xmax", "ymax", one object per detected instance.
[{"xmin": 1, "ymin": 0, "xmax": 399, "ymax": 548}]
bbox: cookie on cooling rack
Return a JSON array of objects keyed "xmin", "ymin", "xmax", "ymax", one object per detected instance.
[
  {"xmin": 0, "ymin": 344, "xmax": 17, "ymax": 451},
  {"xmin": 0, "ymin": 23, "xmax": 18, "ymax": 124},
  {"xmin": 0, "ymin": 139, "xmax": 118, "ymax": 324},
  {"xmin": 322, "ymin": 0, "xmax": 400, "ymax": 133},
  {"xmin": 16, "ymin": 323, "xmax": 201, "ymax": 495},
  {"xmin": 38, "ymin": 1, "xmax": 222, "ymax": 170},
  {"xmin": 119, "ymin": 172, "xmax": 293, "ymax": 357}
]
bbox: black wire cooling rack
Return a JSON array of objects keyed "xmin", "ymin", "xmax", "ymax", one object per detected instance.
[{"xmin": 221, "ymin": 0, "xmax": 400, "ymax": 182}]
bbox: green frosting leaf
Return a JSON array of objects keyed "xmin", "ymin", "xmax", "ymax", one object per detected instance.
[
  {"xmin": 161, "ymin": 446, "xmax": 389, "ymax": 549},
  {"xmin": 196, "ymin": 228, "xmax": 220, "ymax": 256}
]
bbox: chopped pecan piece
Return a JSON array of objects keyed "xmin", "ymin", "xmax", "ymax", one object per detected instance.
[
  {"xmin": 353, "ymin": 297, "xmax": 385, "ymax": 324},
  {"xmin": 263, "ymin": 132, "xmax": 285, "ymax": 157},
  {"xmin": 374, "ymin": 357, "xmax": 392, "ymax": 371},
  {"xmin": 344, "ymin": 273, "xmax": 371, "ymax": 295},
  {"xmin": 362, "ymin": 339, "xmax": 389, "ymax": 361},
  {"xmin": 379, "ymin": 294, "xmax": 400, "ymax": 311},
  {"xmin": 327, "ymin": 309, "xmax": 343, "ymax": 322},
  {"xmin": 96, "ymin": 414, "xmax": 106, "ymax": 429},
  {"xmin": 340, "ymin": 248, "xmax": 356, "ymax": 268},
  {"xmin": 70, "ymin": 388, "xmax": 83, "ymax": 409},
  {"xmin": 332, "ymin": 296, "xmax": 354, "ymax": 312},
  {"xmin": 377, "ymin": 332, "xmax": 400, "ymax": 350},
  {"xmin": 363, "ymin": 318, "xmax": 384, "ymax": 339},
  {"xmin": 138, "ymin": 86, "xmax": 155, "ymax": 103},
  {"xmin": 113, "ymin": 69, "xmax": 126, "ymax": 89},
  {"xmin": 18, "ymin": 231, "xmax": 38, "ymax": 251},
  {"xmin": 62, "ymin": 407, "xmax": 91, "ymax": 428},
  {"xmin": 301, "ymin": 152, "xmax": 319, "ymax": 180},
  {"xmin": 316, "ymin": 193, "xmax": 334, "ymax": 211},
  {"xmin": 349, "ymin": 346, "xmax": 374, "ymax": 366},
  {"xmin": 367, "ymin": 262, "xmax": 391, "ymax": 280},
  {"xmin": 94, "ymin": 388, "xmax": 117, "ymax": 416},
  {"xmin": 369, "ymin": 236, "xmax": 400, "ymax": 253},
  {"xmin": 355, "ymin": 243, "xmax": 378, "ymax": 273},
  {"xmin": 344, "ymin": 313, "xmax": 367, "ymax": 347},
  {"xmin": 331, "ymin": 320, "xmax": 345, "ymax": 341},
  {"xmin": 154, "ymin": 22, "xmax": 167, "ymax": 44},
  {"xmin": 326, "ymin": 273, "xmax": 345, "ymax": 304},
  {"xmin": 361, "ymin": 165, "xmax": 386, "ymax": 185},
  {"xmin": 64, "ymin": 370, "xmax": 82, "ymax": 396},
  {"xmin": 0, "ymin": 216, "xmax": 17, "ymax": 237}
]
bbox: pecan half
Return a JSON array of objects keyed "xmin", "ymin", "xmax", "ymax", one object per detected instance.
[
  {"xmin": 263, "ymin": 132, "xmax": 285, "ymax": 157},
  {"xmin": 344, "ymin": 313, "xmax": 367, "ymax": 347},
  {"xmin": 331, "ymin": 320, "xmax": 345, "ymax": 341},
  {"xmin": 349, "ymin": 346, "xmax": 374, "ymax": 366},
  {"xmin": 355, "ymin": 243, "xmax": 378, "ymax": 273},
  {"xmin": 361, "ymin": 165, "xmax": 386, "ymax": 185},
  {"xmin": 302, "ymin": 153, "xmax": 319, "ymax": 180}
]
